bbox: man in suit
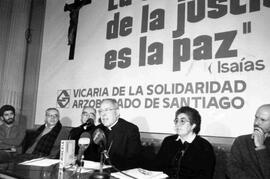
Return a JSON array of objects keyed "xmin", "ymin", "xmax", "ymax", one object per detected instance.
[
  {"xmin": 22, "ymin": 107, "xmax": 69, "ymax": 158},
  {"xmin": 98, "ymin": 98, "xmax": 142, "ymax": 170}
]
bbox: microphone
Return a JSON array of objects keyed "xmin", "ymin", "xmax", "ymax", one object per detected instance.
[
  {"xmin": 76, "ymin": 132, "xmax": 91, "ymax": 166},
  {"xmin": 92, "ymin": 128, "xmax": 106, "ymax": 148},
  {"xmin": 82, "ymin": 117, "xmax": 94, "ymax": 130},
  {"xmin": 86, "ymin": 117, "xmax": 94, "ymax": 126},
  {"xmin": 91, "ymin": 128, "xmax": 110, "ymax": 179}
]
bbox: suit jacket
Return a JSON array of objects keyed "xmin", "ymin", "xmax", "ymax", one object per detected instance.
[
  {"xmin": 21, "ymin": 123, "xmax": 69, "ymax": 158},
  {"xmin": 105, "ymin": 118, "xmax": 142, "ymax": 170}
]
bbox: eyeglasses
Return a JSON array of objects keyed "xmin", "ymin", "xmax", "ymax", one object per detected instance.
[
  {"xmin": 82, "ymin": 112, "xmax": 96, "ymax": 116},
  {"xmin": 174, "ymin": 118, "xmax": 190, "ymax": 125},
  {"xmin": 82, "ymin": 112, "xmax": 90, "ymax": 116},
  {"xmin": 98, "ymin": 108, "xmax": 117, "ymax": 114},
  {"xmin": 46, "ymin": 114, "xmax": 58, "ymax": 119}
]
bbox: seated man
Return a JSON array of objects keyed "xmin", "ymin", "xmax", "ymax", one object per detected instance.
[
  {"xmin": 0, "ymin": 105, "xmax": 26, "ymax": 162},
  {"xmin": 69, "ymin": 106, "xmax": 100, "ymax": 161},
  {"xmin": 96, "ymin": 98, "xmax": 142, "ymax": 170},
  {"xmin": 150, "ymin": 106, "xmax": 216, "ymax": 178},
  {"xmin": 22, "ymin": 107, "xmax": 69, "ymax": 158},
  {"xmin": 227, "ymin": 104, "xmax": 270, "ymax": 179}
]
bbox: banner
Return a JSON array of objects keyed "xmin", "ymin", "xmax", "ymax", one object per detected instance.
[{"xmin": 36, "ymin": 0, "xmax": 270, "ymax": 137}]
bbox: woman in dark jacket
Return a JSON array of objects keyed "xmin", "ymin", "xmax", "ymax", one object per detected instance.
[{"xmin": 152, "ymin": 106, "xmax": 216, "ymax": 179}]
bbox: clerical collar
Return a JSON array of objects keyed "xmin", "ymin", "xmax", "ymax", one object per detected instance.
[
  {"xmin": 176, "ymin": 133, "xmax": 196, "ymax": 144},
  {"xmin": 108, "ymin": 119, "xmax": 119, "ymax": 130}
]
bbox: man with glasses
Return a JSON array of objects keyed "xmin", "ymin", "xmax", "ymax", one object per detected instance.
[
  {"xmin": 97, "ymin": 98, "xmax": 142, "ymax": 170},
  {"xmin": 227, "ymin": 104, "xmax": 270, "ymax": 179},
  {"xmin": 22, "ymin": 108, "xmax": 69, "ymax": 158},
  {"xmin": 69, "ymin": 106, "xmax": 101, "ymax": 160},
  {"xmin": 149, "ymin": 106, "xmax": 215, "ymax": 178}
]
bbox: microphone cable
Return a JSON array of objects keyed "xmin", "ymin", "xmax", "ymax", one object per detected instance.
[
  {"xmin": 104, "ymin": 157, "xmax": 138, "ymax": 179},
  {"xmin": 103, "ymin": 141, "xmax": 138, "ymax": 179}
]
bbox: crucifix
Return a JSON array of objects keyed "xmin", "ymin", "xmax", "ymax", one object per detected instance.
[{"xmin": 64, "ymin": 0, "xmax": 92, "ymax": 60}]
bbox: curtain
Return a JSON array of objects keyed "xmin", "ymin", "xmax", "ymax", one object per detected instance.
[{"xmin": 0, "ymin": 0, "xmax": 31, "ymax": 113}]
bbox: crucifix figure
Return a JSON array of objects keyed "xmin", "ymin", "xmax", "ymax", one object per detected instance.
[{"xmin": 64, "ymin": 0, "xmax": 92, "ymax": 60}]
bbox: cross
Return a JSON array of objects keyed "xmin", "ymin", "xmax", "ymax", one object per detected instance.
[{"xmin": 64, "ymin": 0, "xmax": 92, "ymax": 60}]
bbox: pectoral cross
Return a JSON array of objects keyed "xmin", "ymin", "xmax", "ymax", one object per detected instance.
[{"xmin": 64, "ymin": 0, "xmax": 92, "ymax": 60}]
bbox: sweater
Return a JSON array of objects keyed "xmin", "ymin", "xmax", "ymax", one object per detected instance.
[{"xmin": 227, "ymin": 134, "xmax": 270, "ymax": 179}]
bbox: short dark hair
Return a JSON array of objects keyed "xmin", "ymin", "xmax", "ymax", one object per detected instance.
[
  {"xmin": 45, "ymin": 107, "xmax": 59, "ymax": 116},
  {"xmin": 175, "ymin": 106, "xmax": 201, "ymax": 134},
  {"xmin": 0, "ymin": 105, "xmax": 15, "ymax": 117},
  {"xmin": 82, "ymin": 106, "xmax": 96, "ymax": 114}
]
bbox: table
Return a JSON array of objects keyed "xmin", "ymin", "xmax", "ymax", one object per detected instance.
[
  {"xmin": 0, "ymin": 154, "xmax": 166, "ymax": 179},
  {"xmin": 0, "ymin": 157, "xmax": 113, "ymax": 179},
  {"xmin": 0, "ymin": 163, "xmax": 104, "ymax": 179}
]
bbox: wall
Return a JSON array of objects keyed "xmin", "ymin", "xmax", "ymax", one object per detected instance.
[{"xmin": 35, "ymin": 0, "xmax": 270, "ymax": 137}]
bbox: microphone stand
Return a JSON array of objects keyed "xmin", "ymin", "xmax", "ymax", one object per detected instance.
[
  {"xmin": 91, "ymin": 130, "xmax": 137, "ymax": 178},
  {"xmin": 93, "ymin": 150, "xmax": 138, "ymax": 179},
  {"xmin": 90, "ymin": 151, "xmax": 110, "ymax": 179},
  {"xmin": 76, "ymin": 146, "xmax": 85, "ymax": 167}
]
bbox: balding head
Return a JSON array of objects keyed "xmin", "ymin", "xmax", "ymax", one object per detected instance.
[
  {"xmin": 99, "ymin": 99, "xmax": 120, "ymax": 128},
  {"xmin": 258, "ymin": 104, "xmax": 270, "ymax": 112},
  {"xmin": 254, "ymin": 104, "xmax": 270, "ymax": 134}
]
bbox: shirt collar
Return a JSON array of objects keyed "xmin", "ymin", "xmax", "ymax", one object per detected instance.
[{"xmin": 176, "ymin": 133, "xmax": 196, "ymax": 144}]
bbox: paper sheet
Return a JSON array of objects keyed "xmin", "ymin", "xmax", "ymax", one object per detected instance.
[
  {"xmin": 20, "ymin": 158, "xmax": 59, "ymax": 167},
  {"xmin": 83, "ymin": 160, "xmax": 111, "ymax": 170},
  {"xmin": 111, "ymin": 168, "xmax": 168, "ymax": 179},
  {"xmin": 66, "ymin": 160, "xmax": 111, "ymax": 173},
  {"xmin": 67, "ymin": 160, "xmax": 111, "ymax": 170},
  {"xmin": 66, "ymin": 166, "xmax": 94, "ymax": 173}
]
